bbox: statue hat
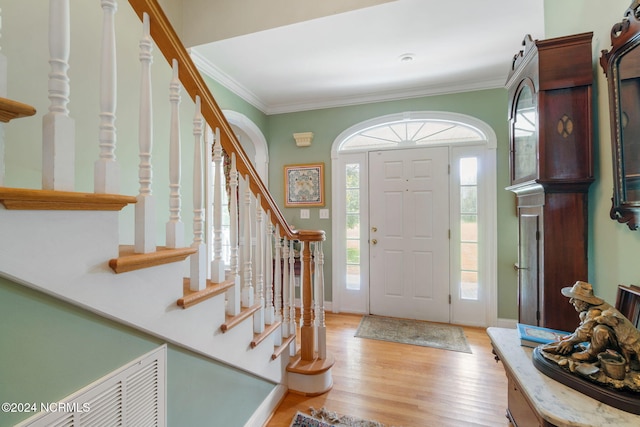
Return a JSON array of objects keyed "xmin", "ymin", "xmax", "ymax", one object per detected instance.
[{"xmin": 561, "ymin": 281, "xmax": 604, "ymax": 305}]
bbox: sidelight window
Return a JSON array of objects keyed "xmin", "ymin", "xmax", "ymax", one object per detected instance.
[
  {"xmin": 345, "ymin": 163, "xmax": 361, "ymax": 290},
  {"xmin": 459, "ymin": 157, "xmax": 479, "ymax": 300}
]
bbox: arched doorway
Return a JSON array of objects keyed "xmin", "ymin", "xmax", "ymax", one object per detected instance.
[
  {"xmin": 331, "ymin": 111, "xmax": 497, "ymax": 327},
  {"xmin": 217, "ymin": 111, "xmax": 268, "ymax": 266},
  {"xmin": 223, "ymin": 110, "xmax": 269, "ymax": 183}
]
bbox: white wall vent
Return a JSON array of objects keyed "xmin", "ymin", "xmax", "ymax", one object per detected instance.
[{"xmin": 16, "ymin": 345, "xmax": 166, "ymax": 427}]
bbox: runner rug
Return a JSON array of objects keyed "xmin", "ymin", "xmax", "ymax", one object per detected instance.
[
  {"xmin": 354, "ymin": 315, "xmax": 472, "ymax": 353},
  {"xmin": 289, "ymin": 407, "xmax": 387, "ymax": 427}
]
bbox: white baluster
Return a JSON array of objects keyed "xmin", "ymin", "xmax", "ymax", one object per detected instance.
[
  {"xmin": 135, "ymin": 13, "xmax": 155, "ymax": 254},
  {"xmin": 211, "ymin": 127, "xmax": 225, "ymax": 282},
  {"xmin": 254, "ymin": 194, "xmax": 265, "ymax": 333},
  {"xmin": 204, "ymin": 125, "xmax": 213, "ymax": 280},
  {"xmin": 226, "ymin": 153, "xmax": 241, "ymax": 316},
  {"xmin": 273, "ymin": 225, "xmax": 282, "ymax": 325},
  {"xmin": 43, "ymin": 0, "xmax": 74, "ymax": 191},
  {"xmin": 95, "ymin": 0, "xmax": 119, "ymax": 194},
  {"xmin": 0, "ymin": 6, "xmax": 6, "ymax": 186},
  {"xmin": 265, "ymin": 214, "xmax": 275, "ymax": 325},
  {"xmin": 241, "ymin": 174, "xmax": 254, "ymax": 307},
  {"xmin": 273, "ymin": 224, "xmax": 284, "ymax": 345},
  {"xmin": 0, "ymin": 7, "xmax": 5, "ymax": 96},
  {"xmin": 189, "ymin": 96, "xmax": 206, "ymax": 291},
  {"xmin": 269, "ymin": 222, "xmax": 281, "ymax": 346},
  {"xmin": 315, "ymin": 241, "xmax": 326, "ymax": 359},
  {"xmin": 289, "ymin": 239, "xmax": 298, "ymax": 355},
  {"xmin": 282, "ymin": 237, "xmax": 290, "ymax": 338},
  {"xmin": 166, "ymin": 59, "xmax": 183, "ymax": 248}
]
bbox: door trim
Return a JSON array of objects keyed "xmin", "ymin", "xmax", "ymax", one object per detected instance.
[{"xmin": 331, "ymin": 111, "xmax": 498, "ymax": 327}]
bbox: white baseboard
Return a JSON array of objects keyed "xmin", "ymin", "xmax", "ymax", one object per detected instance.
[{"xmin": 247, "ymin": 384, "xmax": 287, "ymax": 427}]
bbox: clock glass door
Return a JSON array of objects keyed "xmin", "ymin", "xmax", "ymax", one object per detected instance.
[{"xmin": 512, "ymin": 83, "xmax": 537, "ymax": 183}]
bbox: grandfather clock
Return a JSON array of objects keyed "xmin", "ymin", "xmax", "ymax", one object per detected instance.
[{"xmin": 506, "ymin": 32, "xmax": 594, "ymax": 331}]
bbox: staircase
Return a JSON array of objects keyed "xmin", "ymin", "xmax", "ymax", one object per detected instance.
[{"xmin": 0, "ymin": 0, "xmax": 333, "ymax": 419}]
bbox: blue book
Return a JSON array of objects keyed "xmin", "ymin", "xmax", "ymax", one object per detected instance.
[{"xmin": 517, "ymin": 323, "xmax": 570, "ymax": 348}]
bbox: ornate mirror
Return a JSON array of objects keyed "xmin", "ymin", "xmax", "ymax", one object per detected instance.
[{"xmin": 601, "ymin": 1, "xmax": 640, "ymax": 229}]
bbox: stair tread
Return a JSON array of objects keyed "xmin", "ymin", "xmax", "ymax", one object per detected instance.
[
  {"xmin": 251, "ymin": 320, "xmax": 282, "ymax": 349},
  {"xmin": 287, "ymin": 351, "xmax": 335, "ymax": 375},
  {"xmin": 0, "ymin": 187, "xmax": 136, "ymax": 211},
  {"xmin": 0, "ymin": 96, "xmax": 36, "ymax": 122},
  {"xmin": 109, "ymin": 245, "xmax": 196, "ymax": 274},
  {"xmin": 272, "ymin": 333, "xmax": 296, "ymax": 360},
  {"xmin": 178, "ymin": 277, "xmax": 235, "ymax": 309},
  {"xmin": 221, "ymin": 303, "xmax": 262, "ymax": 333}
]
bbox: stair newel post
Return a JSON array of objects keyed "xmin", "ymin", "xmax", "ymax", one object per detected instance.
[
  {"xmin": 95, "ymin": 0, "xmax": 119, "ymax": 194},
  {"xmin": 315, "ymin": 241, "xmax": 327, "ymax": 359},
  {"xmin": 281, "ymin": 237, "xmax": 291, "ymax": 338},
  {"xmin": 43, "ymin": 0, "xmax": 74, "ymax": 191},
  {"xmin": 313, "ymin": 241, "xmax": 319, "ymax": 352},
  {"xmin": 166, "ymin": 59, "xmax": 184, "ymax": 248},
  {"xmin": 241, "ymin": 174, "xmax": 254, "ymax": 307},
  {"xmin": 253, "ymin": 194, "xmax": 265, "ymax": 333},
  {"xmin": 225, "ymin": 152, "xmax": 241, "ymax": 316},
  {"xmin": 134, "ymin": 12, "xmax": 156, "ymax": 254},
  {"xmin": 264, "ymin": 213, "xmax": 275, "ymax": 325},
  {"xmin": 288, "ymin": 238, "xmax": 298, "ymax": 355},
  {"xmin": 211, "ymin": 127, "xmax": 225, "ymax": 282},
  {"xmin": 189, "ymin": 95, "xmax": 206, "ymax": 291},
  {"xmin": 300, "ymin": 239, "xmax": 315, "ymax": 360}
]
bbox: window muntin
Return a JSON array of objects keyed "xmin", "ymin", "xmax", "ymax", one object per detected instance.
[
  {"xmin": 459, "ymin": 157, "xmax": 478, "ymax": 300},
  {"xmin": 341, "ymin": 119, "xmax": 485, "ymax": 151},
  {"xmin": 345, "ymin": 163, "xmax": 361, "ymax": 290}
]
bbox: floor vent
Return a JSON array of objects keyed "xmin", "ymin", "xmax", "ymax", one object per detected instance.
[{"xmin": 17, "ymin": 345, "xmax": 166, "ymax": 427}]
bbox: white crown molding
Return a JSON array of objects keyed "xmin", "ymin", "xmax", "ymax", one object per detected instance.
[
  {"xmin": 191, "ymin": 47, "xmax": 505, "ymax": 116},
  {"xmin": 265, "ymin": 77, "xmax": 506, "ymax": 115},
  {"xmin": 189, "ymin": 49, "xmax": 268, "ymax": 113}
]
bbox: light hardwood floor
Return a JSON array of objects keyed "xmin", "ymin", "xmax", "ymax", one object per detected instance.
[{"xmin": 266, "ymin": 313, "xmax": 510, "ymax": 427}]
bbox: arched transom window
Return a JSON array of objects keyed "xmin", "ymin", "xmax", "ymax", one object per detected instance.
[{"xmin": 340, "ymin": 117, "xmax": 486, "ymax": 151}]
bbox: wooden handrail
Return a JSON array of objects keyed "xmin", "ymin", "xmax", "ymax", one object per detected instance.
[{"xmin": 127, "ymin": 0, "xmax": 312, "ymax": 242}]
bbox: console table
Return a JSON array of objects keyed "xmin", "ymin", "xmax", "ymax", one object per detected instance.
[{"xmin": 487, "ymin": 327, "xmax": 640, "ymax": 426}]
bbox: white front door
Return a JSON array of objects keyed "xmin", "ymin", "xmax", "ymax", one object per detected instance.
[{"xmin": 368, "ymin": 147, "xmax": 450, "ymax": 322}]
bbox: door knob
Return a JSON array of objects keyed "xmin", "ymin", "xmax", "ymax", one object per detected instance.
[{"xmin": 371, "ymin": 239, "xmax": 378, "ymax": 245}]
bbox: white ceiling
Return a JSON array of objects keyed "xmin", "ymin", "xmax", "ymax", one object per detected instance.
[{"xmin": 188, "ymin": 0, "xmax": 545, "ymax": 115}]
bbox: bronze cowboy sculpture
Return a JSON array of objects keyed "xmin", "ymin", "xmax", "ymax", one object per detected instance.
[{"xmin": 543, "ymin": 281, "xmax": 640, "ymax": 375}]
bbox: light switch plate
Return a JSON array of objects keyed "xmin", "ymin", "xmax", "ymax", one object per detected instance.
[
  {"xmin": 300, "ymin": 209, "xmax": 310, "ymax": 219},
  {"xmin": 319, "ymin": 209, "xmax": 330, "ymax": 219}
]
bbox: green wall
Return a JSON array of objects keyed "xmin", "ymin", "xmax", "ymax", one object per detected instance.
[
  {"xmin": 543, "ymin": 0, "xmax": 640, "ymax": 305},
  {"xmin": 0, "ymin": 277, "xmax": 275, "ymax": 427},
  {"xmin": 266, "ymin": 89, "xmax": 519, "ymax": 319}
]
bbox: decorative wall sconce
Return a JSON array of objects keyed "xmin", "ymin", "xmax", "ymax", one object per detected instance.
[{"xmin": 293, "ymin": 132, "xmax": 314, "ymax": 147}]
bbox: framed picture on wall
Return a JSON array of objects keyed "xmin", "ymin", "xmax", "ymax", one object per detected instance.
[{"xmin": 284, "ymin": 163, "xmax": 325, "ymax": 207}]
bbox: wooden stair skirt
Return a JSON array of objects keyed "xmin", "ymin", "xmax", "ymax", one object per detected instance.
[{"xmin": 287, "ymin": 351, "xmax": 335, "ymax": 396}]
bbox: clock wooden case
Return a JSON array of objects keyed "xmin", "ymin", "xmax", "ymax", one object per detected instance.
[{"xmin": 506, "ymin": 32, "xmax": 594, "ymax": 332}]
